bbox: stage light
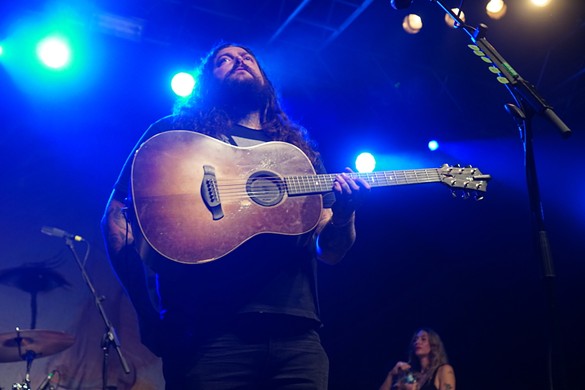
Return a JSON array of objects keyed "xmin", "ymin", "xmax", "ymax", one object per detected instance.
[
  {"xmin": 486, "ymin": 0, "xmax": 507, "ymax": 20},
  {"xmin": 0, "ymin": 6, "xmax": 99, "ymax": 100},
  {"xmin": 531, "ymin": 0, "xmax": 552, "ymax": 7},
  {"xmin": 428, "ymin": 140, "xmax": 439, "ymax": 151},
  {"xmin": 36, "ymin": 35, "xmax": 72, "ymax": 69},
  {"xmin": 402, "ymin": 14, "xmax": 423, "ymax": 34},
  {"xmin": 445, "ymin": 8, "xmax": 465, "ymax": 28},
  {"xmin": 0, "ymin": 44, "xmax": 3, "ymax": 57},
  {"xmin": 171, "ymin": 72, "xmax": 196, "ymax": 97},
  {"xmin": 355, "ymin": 152, "xmax": 376, "ymax": 173}
]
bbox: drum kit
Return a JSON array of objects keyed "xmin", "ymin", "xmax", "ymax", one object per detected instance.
[
  {"xmin": 0, "ymin": 328, "xmax": 75, "ymax": 390},
  {"xmin": 0, "ymin": 264, "xmax": 75, "ymax": 390},
  {"xmin": 1, "ymin": 236, "xmax": 130, "ymax": 390}
]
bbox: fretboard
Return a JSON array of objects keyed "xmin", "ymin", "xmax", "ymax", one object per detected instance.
[{"xmin": 285, "ymin": 169, "xmax": 442, "ymax": 196}]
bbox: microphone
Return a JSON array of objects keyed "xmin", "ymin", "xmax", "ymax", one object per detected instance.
[
  {"xmin": 41, "ymin": 226, "xmax": 85, "ymax": 242},
  {"xmin": 390, "ymin": 0, "xmax": 414, "ymax": 10},
  {"xmin": 37, "ymin": 369, "xmax": 56, "ymax": 390}
]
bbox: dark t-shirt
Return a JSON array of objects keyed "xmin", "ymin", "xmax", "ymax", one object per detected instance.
[{"xmin": 111, "ymin": 115, "xmax": 334, "ymax": 351}]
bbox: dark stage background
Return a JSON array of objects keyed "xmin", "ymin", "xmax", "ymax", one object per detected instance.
[{"xmin": 1, "ymin": 1, "xmax": 584, "ymax": 389}]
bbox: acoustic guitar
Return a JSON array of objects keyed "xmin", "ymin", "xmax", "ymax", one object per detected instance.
[{"xmin": 131, "ymin": 130, "xmax": 491, "ymax": 264}]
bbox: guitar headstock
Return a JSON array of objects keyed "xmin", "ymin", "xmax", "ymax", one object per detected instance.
[{"xmin": 438, "ymin": 164, "xmax": 491, "ymax": 200}]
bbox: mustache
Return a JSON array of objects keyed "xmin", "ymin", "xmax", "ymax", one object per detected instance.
[{"xmin": 229, "ymin": 63, "xmax": 253, "ymax": 77}]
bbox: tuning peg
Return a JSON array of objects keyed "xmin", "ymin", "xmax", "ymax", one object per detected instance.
[
  {"xmin": 451, "ymin": 189, "xmax": 469, "ymax": 199},
  {"xmin": 465, "ymin": 181, "xmax": 482, "ymax": 191},
  {"xmin": 473, "ymin": 192, "xmax": 485, "ymax": 201}
]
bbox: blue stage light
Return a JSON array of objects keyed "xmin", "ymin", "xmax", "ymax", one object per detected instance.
[
  {"xmin": 428, "ymin": 140, "xmax": 439, "ymax": 151},
  {"xmin": 355, "ymin": 152, "xmax": 376, "ymax": 173},
  {"xmin": 171, "ymin": 72, "xmax": 196, "ymax": 97}
]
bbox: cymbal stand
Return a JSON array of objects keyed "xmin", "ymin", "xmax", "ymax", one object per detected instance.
[
  {"xmin": 62, "ymin": 237, "xmax": 130, "ymax": 390},
  {"xmin": 11, "ymin": 328, "xmax": 34, "ymax": 390}
]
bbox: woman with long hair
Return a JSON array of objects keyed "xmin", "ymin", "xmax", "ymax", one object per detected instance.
[{"xmin": 379, "ymin": 328, "xmax": 456, "ymax": 390}]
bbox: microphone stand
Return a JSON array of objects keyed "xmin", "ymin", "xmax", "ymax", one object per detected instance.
[
  {"xmin": 428, "ymin": 2, "xmax": 572, "ymax": 389},
  {"xmin": 64, "ymin": 237, "xmax": 131, "ymax": 390}
]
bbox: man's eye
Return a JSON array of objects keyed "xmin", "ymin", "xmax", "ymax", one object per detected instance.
[{"xmin": 217, "ymin": 57, "xmax": 230, "ymax": 65}]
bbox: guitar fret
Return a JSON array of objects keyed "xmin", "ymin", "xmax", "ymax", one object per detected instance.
[
  {"xmin": 298, "ymin": 176, "xmax": 307, "ymax": 193},
  {"xmin": 298, "ymin": 176, "xmax": 306, "ymax": 193},
  {"xmin": 291, "ymin": 176, "xmax": 301, "ymax": 195}
]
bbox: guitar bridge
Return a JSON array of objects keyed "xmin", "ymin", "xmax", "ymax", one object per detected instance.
[{"xmin": 200, "ymin": 165, "xmax": 224, "ymax": 220}]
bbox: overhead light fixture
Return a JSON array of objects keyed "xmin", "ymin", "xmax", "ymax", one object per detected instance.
[
  {"xmin": 36, "ymin": 35, "xmax": 72, "ymax": 69},
  {"xmin": 530, "ymin": 0, "xmax": 552, "ymax": 7},
  {"xmin": 93, "ymin": 12, "xmax": 144, "ymax": 41},
  {"xmin": 402, "ymin": 14, "xmax": 423, "ymax": 34},
  {"xmin": 444, "ymin": 8, "xmax": 465, "ymax": 28},
  {"xmin": 486, "ymin": 0, "xmax": 507, "ymax": 20}
]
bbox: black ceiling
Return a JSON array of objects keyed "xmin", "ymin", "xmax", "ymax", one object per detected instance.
[
  {"xmin": 3, "ymin": 0, "xmax": 584, "ymax": 141},
  {"xmin": 91, "ymin": 0, "xmax": 585, "ymax": 140}
]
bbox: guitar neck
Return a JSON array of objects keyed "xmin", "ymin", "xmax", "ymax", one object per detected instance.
[{"xmin": 285, "ymin": 168, "xmax": 441, "ymax": 196}]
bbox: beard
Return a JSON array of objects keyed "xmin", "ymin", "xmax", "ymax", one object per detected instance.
[{"xmin": 211, "ymin": 72, "xmax": 271, "ymax": 115}]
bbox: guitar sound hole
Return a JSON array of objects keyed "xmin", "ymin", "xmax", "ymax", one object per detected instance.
[{"xmin": 246, "ymin": 171, "xmax": 285, "ymax": 207}]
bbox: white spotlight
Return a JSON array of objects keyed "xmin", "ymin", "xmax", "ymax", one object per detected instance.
[
  {"xmin": 531, "ymin": 0, "xmax": 552, "ymax": 7},
  {"xmin": 36, "ymin": 36, "xmax": 71, "ymax": 69},
  {"xmin": 171, "ymin": 72, "xmax": 196, "ymax": 97},
  {"xmin": 402, "ymin": 14, "xmax": 423, "ymax": 34},
  {"xmin": 445, "ymin": 8, "xmax": 465, "ymax": 28},
  {"xmin": 355, "ymin": 152, "xmax": 376, "ymax": 173},
  {"xmin": 486, "ymin": 0, "xmax": 507, "ymax": 20}
]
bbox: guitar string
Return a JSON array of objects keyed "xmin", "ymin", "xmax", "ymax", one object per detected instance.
[
  {"xmin": 214, "ymin": 176, "xmax": 442, "ymax": 192},
  {"xmin": 211, "ymin": 175, "xmax": 486, "ymax": 199},
  {"xmin": 211, "ymin": 170, "xmax": 445, "ymax": 200},
  {"xmin": 212, "ymin": 170, "xmax": 443, "ymax": 187},
  {"xmin": 208, "ymin": 178, "xmax": 483, "ymax": 200},
  {"xmin": 213, "ymin": 171, "xmax": 443, "ymax": 188}
]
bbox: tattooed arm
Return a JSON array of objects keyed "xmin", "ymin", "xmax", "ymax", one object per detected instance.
[
  {"xmin": 102, "ymin": 195, "xmax": 133, "ymax": 257},
  {"xmin": 436, "ymin": 364, "xmax": 456, "ymax": 390},
  {"xmin": 101, "ymin": 191, "xmax": 163, "ymax": 355}
]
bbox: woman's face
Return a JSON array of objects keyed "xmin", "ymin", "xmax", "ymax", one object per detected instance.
[{"xmin": 413, "ymin": 330, "xmax": 431, "ymax": 358}]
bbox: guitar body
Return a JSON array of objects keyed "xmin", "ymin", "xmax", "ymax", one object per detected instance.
[{"xmin": 131, "ymin": 130, "xmax": 323, "ymax": 264}]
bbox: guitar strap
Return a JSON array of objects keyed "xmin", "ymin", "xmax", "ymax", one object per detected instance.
[{"xmin": 226, "ymin": 124, "xmax": 271, "ymax": 147}]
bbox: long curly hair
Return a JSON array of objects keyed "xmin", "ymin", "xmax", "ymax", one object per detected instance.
[
  {"xmin": 172, "ymin": 41, "xmax": 320, "ymax": 165},
  {"xmin": 407, "ymin": 328, "xmax": 449, "ymax": 384}
]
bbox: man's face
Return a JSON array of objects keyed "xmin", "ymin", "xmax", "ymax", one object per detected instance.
[{"xmin": 212, "ymin": 46, "xmax": 265, "ymax": 86}]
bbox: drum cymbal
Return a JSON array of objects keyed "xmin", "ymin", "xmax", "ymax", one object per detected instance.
[
  {"xmin": 0, "ymin": 264, "xmax": 71, "ymax": 294},
  {"xmin": 0, "ymin": 329, "xmax": 75, "ymax": 362}
]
